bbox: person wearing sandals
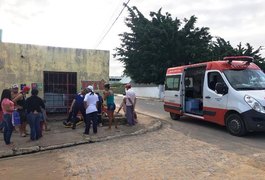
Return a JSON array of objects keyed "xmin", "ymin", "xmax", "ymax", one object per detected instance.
[
  {"xmin": 12, "ymin": 85, "xmax": 30, "ymax": 137},
  {"xmin": 103, "ymin": 83, "xmax": 117, "ymax": 129},
  {"xmin": 1, "ymin": 89, "xmax": 15, "ymax": 147}
]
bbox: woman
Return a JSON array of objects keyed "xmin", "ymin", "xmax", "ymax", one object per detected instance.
[
  {"xmin": 25, "ymin": 89, "xmax": 45, "ymax": 141},
  {"xmin": 103, "ymin": 83, "xmax": 117, "ymax": 129},
  {"xmin": 1, "ymin": 89, "xmax": 15, "ymax": 146},
  {"xmin": 12, "ymin": 85, "xmax": 30, "ymax": 137}
]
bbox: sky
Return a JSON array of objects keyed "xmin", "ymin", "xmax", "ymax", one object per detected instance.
[{"xmin": 0, "ymin": 0, "xmax": 264, "ymax": 76}]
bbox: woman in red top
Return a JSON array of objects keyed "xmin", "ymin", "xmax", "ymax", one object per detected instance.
[{"xmin": 1, "ymin": 89, "xmax": 15, "ymax": 146}]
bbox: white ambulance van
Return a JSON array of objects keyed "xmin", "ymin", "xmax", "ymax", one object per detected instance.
[{"xmin": 164, "ymin": 56, "xmax": 265, "ymax": 136}]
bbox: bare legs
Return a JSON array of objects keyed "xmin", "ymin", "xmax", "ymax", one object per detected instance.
[{"xmin": 107, "ymin": 110, "xmax": 117, "ymax": 129}]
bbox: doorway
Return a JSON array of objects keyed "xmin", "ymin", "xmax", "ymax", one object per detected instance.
[
  {"xmin": 44, "ymin": 71, "xmax": 77, "ymax": 113},
  {"xmin": 184, "ymin": 66, "xmax": 205, "ymax": 115}
]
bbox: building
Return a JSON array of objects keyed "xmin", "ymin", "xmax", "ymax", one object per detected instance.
[
  {"xmin": 109, "ymin": 76, "xmax": 122, "ymax": 84},
  {"xmin": 0, "ymin": 40, "xmax": 109, "ymax": 113}
]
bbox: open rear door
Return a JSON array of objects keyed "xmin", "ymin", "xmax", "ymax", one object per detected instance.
[{"xmin": 164, "ymin": 74, "xmax": 183, "ymax": 120}]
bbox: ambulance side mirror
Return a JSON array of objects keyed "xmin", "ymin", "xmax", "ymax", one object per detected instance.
[{"xmin": 215, "ymin": 82, "xmax": 228, "ymax": 95}]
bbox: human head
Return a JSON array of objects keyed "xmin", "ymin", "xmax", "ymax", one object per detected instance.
[
  {"xmin": 87, "ymin": 85, "xmax": 94, "ymax": 93},
  {"xmin": 104, "ymin": 83, "xmax": 110, "ymax": 90},
  {"xmin": 125, "ymin": 83, "xmax": 131, "ymax": 90},
  {"xmin": 11, "ymin": 84, "xmax": 19, "ymax": 94},
  {"xmin": 31, "ymin": 88, "xmax": 39, "ymax": 96},
  {"xmin": 22, "ymin": 86, "xmax": 30, "ymax": 94},
  {"xmin": 81, "ymin": 88, "xmax": 87, "ymax": 95},
  {"xmin": 1, "ymin": 89, "xmax": 12, "ymax": 102}
]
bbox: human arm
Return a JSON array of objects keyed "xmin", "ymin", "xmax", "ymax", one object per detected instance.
[
  {"xmin": 69, "ymin": 99, "xmax": 76, "ymax": 112},
  {"xmin": 2, "ymin": 99, "xmax": 15, "ymax": 112},
  {"xmin": 117, "ymin": 98, "xmax": 125, "ymax": 114},
  {"xmin": 103, "ymin": 90, "xmax": 109, "ymax": 101},
  {"xmin": 116, "ymin": 103, "xmax": 123, "ymax": 114},
  {"xmin": 83, "ymin": 94, "xmax": 88, "ymax": 109},
  {"xmin": 40, "ymin": 98, "xmax": 45, "ymax": 110},
  {"xmin": 12, "ymin": 93, "xmax": 23, "ymax": 110},
  {"xmin": 133, "ymin": 97, "xmax": 137, "ymax": 108}
]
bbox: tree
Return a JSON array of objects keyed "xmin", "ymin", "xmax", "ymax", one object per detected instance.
[
  {"xmin": 114, "ymin": 6, "xmax": 265, "ymax": 84},
  {"xmin": 209, "ymin": 37, "xmax": 265, "ymax": 69},
  {"xmin": 114, "ymin": 6, "xmax": 211, "ymax": 84}
]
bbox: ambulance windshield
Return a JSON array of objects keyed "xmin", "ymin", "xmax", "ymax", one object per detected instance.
[{"xmin": 224, "ymin": 69, "xmax": 265, "ymax": 90}]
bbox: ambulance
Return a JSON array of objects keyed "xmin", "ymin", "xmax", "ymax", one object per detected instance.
[{"xmin": 164, "ymin": 56, "xmax": 265, "ymax": 136}]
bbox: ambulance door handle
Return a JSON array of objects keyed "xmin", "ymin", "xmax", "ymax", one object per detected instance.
[{"xmin": 205, "ymin": 96, "xmax": 211, "ymax": 99}]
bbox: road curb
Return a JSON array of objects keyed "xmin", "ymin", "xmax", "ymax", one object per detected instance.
[{"xmin": 0, "ymin": 118, "xmax": 162, "ymax": 159}]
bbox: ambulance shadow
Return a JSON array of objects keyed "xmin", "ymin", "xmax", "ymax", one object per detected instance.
[
  {"xmin": 178, "ymin": 116, "xmax": 265, "ymax": 138},
  {"xmin": 178, "ymin": 116, "xmax": 227, "ymax": 132}
]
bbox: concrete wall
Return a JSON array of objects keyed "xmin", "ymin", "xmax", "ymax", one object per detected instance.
[
  {"xmin": 0, "ymin": 42, "xmax": 109, "ymax": 98},
  {"xmin": 132, "ymin": 85, "xmax": 165, "ymax": 99}
]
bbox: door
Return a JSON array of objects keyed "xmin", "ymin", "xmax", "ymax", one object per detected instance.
[
  {"xmin": 203, "ymin": 71, "xmax": 228, "ymax": 125},
  {"xmin": 164, "ymin": 74, "xmax": 183, "ymax": 115},
  {"xmin": 183, "ymin": 66, "xmax": 205, "ymax": 115}
]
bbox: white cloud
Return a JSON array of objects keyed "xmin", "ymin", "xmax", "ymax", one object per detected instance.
[{"xmin": 0, "ymin": 0, "xmax": 264, "ymax": 76}]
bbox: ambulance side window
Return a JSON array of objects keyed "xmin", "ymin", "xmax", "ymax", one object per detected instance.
[
  {"xmin": 208, "ymin": 72, "xmax": 224, "ymax": 91},
  {"xmin": 165, "ymin": 75, "xmax": 181, "ymax": 91}
]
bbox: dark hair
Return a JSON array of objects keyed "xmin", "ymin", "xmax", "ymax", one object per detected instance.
[
  {"xmin": 104, "ymin": 83, "xmax": 110, "ymax": 90},
  {"xmin": 0, "ymin": 89, "xmax": 12, "ymax": 110},
  {"xmin": 31, "ymin": 88, "xmax": 39, "ymax": 96}
]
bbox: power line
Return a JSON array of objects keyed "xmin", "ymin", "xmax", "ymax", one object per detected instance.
[{"xmin": 95, "ymin": 0, "xmax": 131, "ymax": 48}]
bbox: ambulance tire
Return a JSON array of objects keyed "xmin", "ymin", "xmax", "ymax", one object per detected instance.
[
  {"xmin": 170, "ymin": 113, "xmax": 180, "ymax": 120},
  {"xmin": 226, "ymin": 113, "xmax": 247, "ymax": 136}
]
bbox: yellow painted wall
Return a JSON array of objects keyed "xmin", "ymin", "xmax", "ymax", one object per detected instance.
[{"xmin": 0, "ymin": 42, "xmax": 109, "ymax": 98}]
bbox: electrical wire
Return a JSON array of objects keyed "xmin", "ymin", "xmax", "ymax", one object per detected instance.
[{"xmin": 95, "ymin": 0, "xmax": 131, "ymax": 48}]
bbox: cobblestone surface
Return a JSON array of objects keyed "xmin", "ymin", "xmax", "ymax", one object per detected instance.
[{"xmin": 60, "ymin": 124, "xmax": 265, "ymax": 179}]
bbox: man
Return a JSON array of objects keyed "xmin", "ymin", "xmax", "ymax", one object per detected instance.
[
  {"xmin": 125, "ymin": 84, "xmax": 137, "ymax": 126},
  {"xmin": 83, "ymin": 85, "xmax": 99, "ymax": 135},
  {"xmin": 64, "ymin": 88, "xmax": 87, "ymax": 129}
]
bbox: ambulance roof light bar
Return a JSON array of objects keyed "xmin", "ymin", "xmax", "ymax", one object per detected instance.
[{"xmin": 223, "ymin": 56, "xmax": 253, "ymax": 65}]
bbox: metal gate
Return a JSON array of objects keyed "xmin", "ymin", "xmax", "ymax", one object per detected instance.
[{"xmin": 43, "ymin": 71, "xmax": 77, "ymax": 113}]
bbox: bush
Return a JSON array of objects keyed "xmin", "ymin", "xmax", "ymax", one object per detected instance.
[{"xmin": 111, "ymin": 83, "xmax": 125, "ymax": 95}]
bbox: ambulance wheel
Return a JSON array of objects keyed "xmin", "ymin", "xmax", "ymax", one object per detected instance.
[
  {"xmin": 226, "ymin": 113, "xmax": 246, "ymax": 136},
  {"xmin": 170, "ymin": 113, "xmax": 180, "ymax": 120}
]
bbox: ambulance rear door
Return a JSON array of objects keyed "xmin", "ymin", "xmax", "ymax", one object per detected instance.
[{"xmin": 164, "ymin": 73, "xmax": 183, "ymax": 120}]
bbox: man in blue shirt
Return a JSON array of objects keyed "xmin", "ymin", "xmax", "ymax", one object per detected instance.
[{"xmin": 64, "ymin": 88, "xmax": 88, "ymax": 129}]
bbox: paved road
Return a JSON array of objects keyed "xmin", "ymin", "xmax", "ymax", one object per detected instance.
[
  {"xmin": 116, "ymin": 96, "xmax": 265, "ymax": 156},
  {"xmin": 1, "ymin": 97, "xmax": 265, "ymax": 179}
]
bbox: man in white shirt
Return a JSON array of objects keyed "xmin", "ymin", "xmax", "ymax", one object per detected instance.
[
  {"xmin": 125, "ymin": 84, "xmax": 136, "ymax": 126},
  {"xmin": 83, "ymin": 85, "xmax": 99, "ymax": 134}
]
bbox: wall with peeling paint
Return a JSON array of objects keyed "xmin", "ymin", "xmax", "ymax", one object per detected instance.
[{"xmin": 0, "ymin": 42, "xmax": 109, "ymax": 98}]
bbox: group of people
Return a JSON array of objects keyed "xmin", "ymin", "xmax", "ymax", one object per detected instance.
[
  {"xmin": 65, "ymin": 83, "xmax": 137, "ymax": 135},
  {"xmin": 0, "ymin": 84, "xmax": 48, "ymax": 147},
  {"xmin": 0, "ymin": 82, "xmax": 137, "ymax": 147}
]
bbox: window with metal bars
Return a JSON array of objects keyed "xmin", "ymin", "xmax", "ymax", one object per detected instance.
[{"xmin": 43, "ymin": 71, "xmax": 77, "ymax": 113}]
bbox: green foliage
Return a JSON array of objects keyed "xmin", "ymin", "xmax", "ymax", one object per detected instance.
[
  {"xmin": 209, "ymin": 37, "xmax": 265, "ymax": 69},
  {"xmin": 111, "ymin": 83, "xmax": 125, "ymax": 95},
  {"xmin": 114, "ymin": 6, "xmax": 265, "ymax": 85}
]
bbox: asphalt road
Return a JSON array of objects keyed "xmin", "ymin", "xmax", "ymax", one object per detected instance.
[{"xmin": 115, "ymin": 96, "xmax": 265, "ymax": 156}]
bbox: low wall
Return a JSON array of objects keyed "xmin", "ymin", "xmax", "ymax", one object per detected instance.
[{"xmin": 132, "ymin": 85, "xmax": 164, "ymax": 99}]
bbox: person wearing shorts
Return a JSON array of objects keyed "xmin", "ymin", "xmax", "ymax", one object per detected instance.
[
  {"xmin": 12, "ymin": 85, "xmax": 30, "ymax": 137},
  {"xmin": 103, "ymin": 83, "xmax": 117, "ymax": 129}
]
